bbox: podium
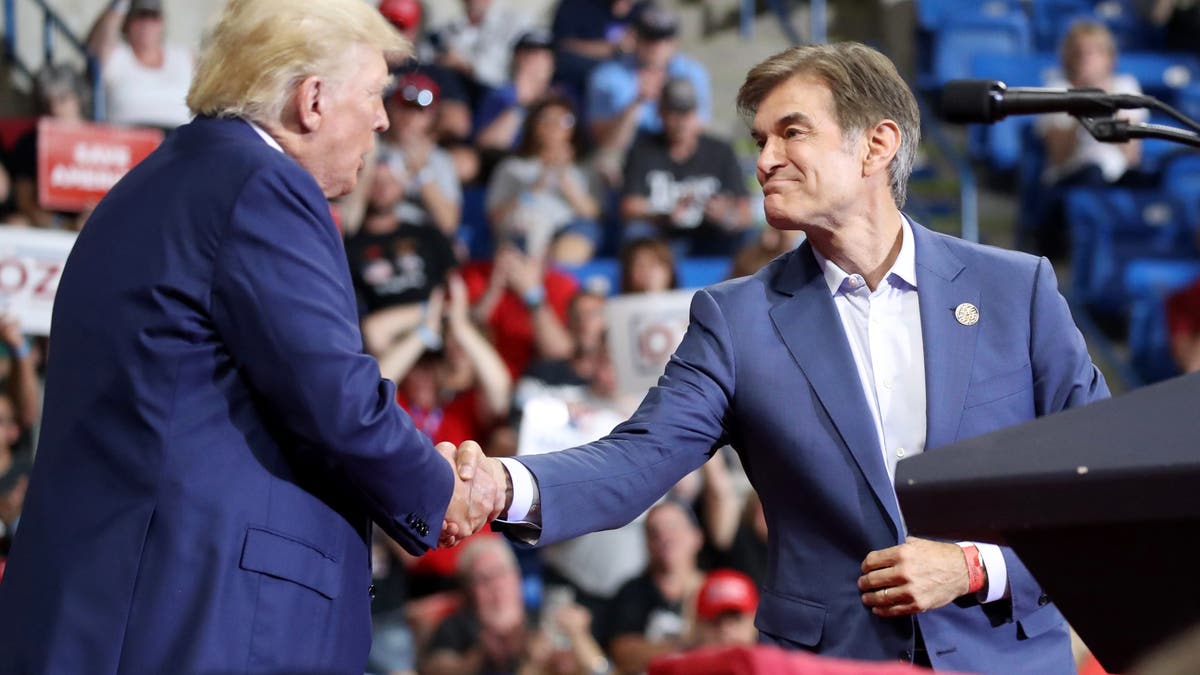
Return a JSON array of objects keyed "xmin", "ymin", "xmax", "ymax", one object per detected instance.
[{"xmin": 896, "ymin": 372, "xmax": 1200, "ymax": 672}]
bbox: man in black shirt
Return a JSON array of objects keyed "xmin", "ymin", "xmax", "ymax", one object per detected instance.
[{"xmin": 620, "ymin": 77, "xmax": 753, "ymax": 257}]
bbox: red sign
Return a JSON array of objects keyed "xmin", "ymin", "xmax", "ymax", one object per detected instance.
[{"xmin": 36, "ymin": 118, "xmax": 163, "ymax": 212}]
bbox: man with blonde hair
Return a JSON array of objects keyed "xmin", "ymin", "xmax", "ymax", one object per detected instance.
[
  {"xmin": 0, "ymin": 1, "xmax": 502, "ymax": 673},
  {"xmin": 462, "ymin": 41, "xmax": 1108, "ymax": 673}
]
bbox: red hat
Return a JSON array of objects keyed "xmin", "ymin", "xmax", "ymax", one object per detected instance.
[
  {"xmin": 390, "ymin": 72, "xmax": 440, "ymax": 108},
  {"xmin": 379, "ymin": 0, "xmax": 422, "ymax": 30},
  {"xmin": 695, "ymin": 570, "xmax": 758, "ymax": 620}
]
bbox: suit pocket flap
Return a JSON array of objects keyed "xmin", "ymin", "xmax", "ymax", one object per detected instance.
[
  {"xmin": 240, "ymin": 527, "xmax": 340, "ymax": 600},
  {"xmin": 964, "ymin": 363, "xmax": 1032, "ymax": 408},
  {"xmin": 755, "ymin": 589, "xmax": 826, "ymax": 647},
  {"xmin": 1017, "ymin": 601, "xmax": 1064, "ymax": 639}
]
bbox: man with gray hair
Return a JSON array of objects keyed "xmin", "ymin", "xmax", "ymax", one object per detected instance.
[
  {"xmin": 463, "ymin": 41, "xmax": 1108, "ymax": 673},
  {"xmin": 0, "ymin": 1, "xmax": 501, "ymax": 673}
]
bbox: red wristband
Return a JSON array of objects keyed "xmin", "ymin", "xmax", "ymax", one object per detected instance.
[{"xmin": 962, "ymin": 544, "xmax": 986, "ymax": 595}]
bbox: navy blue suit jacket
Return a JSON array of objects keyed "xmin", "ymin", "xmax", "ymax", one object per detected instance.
[
  {"xmin": 509, "ymin": 222, "xmax": 1108, "ymax": 674},
  {"xmin": 0, "ymin": 117, "xmax": 455, "ymax": 674}
]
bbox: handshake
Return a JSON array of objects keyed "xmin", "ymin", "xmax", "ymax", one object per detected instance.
[{"xmin": 435, "ymin": 440, "xmax": 512, "ymax": 548}]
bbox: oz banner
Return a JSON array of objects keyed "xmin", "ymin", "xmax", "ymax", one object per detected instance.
[{"xmin": 0, "ymin": 226, "xmax": 78, "ymax": 335}]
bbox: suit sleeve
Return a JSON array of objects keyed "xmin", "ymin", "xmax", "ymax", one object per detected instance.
[
  {"xmin": 503, "ymin": 288, "xmax": 736, "ymax": 546},
  {"xmin": 210, "ymin": 163, "xmax": 455, "ymax": 555},
  {"xmin": 1004, "ymin": 255, "xmax": 1110, "ymax": 620}
]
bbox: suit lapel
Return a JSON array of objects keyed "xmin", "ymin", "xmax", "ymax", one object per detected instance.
[
  {"xmin": 911, "ymin": 222, "xmax": 980, "ymax": 450},
  {"xmin": 769, "ymin": 245, "xmax": 903, "ymax": 539}
]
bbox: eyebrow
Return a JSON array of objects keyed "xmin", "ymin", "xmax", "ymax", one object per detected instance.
[{"xmin": 751, "ymin": 111, "xmax": 814, "ymax": 141}]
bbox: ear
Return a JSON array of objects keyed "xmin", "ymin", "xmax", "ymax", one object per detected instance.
[
  {"xmin": 293, "ymin": 75, "xmax": 325, "ymax": 134},
  {"xmin": 861, "ymin": 118, "xmax": 901, "ymax": 180}
]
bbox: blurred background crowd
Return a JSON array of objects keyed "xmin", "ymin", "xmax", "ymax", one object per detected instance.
[{"xmin": 3, "ymin": 0, "xmax": 1200, "ymax": 673}]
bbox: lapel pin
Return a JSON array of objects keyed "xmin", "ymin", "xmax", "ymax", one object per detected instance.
[{"xmin": 955, "ymin": 302, "xmax": 979, "ymax": 326}]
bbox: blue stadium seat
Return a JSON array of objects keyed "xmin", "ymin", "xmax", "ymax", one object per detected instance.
[
  {"xmin": 1125, "ymin": 258, "xmax": 1200, "ymax": 383},
  {"xmin": 965, "ymin": 51, "xmax": 1059, "ymax": 172},
  {"xmin": 1118, "ymin": 52, "xmax": 1200, "ymax": 106},
  {"xmin": 560, "ymin": 257, "xmax": 620, "ymax": 295},
  {"xmin": 1161, "ymin": 152, "xmax": 1200, "ymax": 232},
  {"xmin": 1066, "ymin": 186, "xmax": 1192, "ymax": 314},
  {"xmin": 927, "ymin": 11, "xmax": 1033, "ymax": 90},
  {"xmin": 1035, "ymin": 0, "xmax": 1148, "ymax": 51},
  {"xmin": 678, "ymin": 257, "xmax": 732, "ymax": 288},
  {"xmin": 1029, "ymin": 0, "xmax": 1094, "ymax": 51}
]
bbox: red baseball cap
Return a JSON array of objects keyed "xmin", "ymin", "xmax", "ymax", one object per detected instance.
[
  {"xmin": 695, "ymin": 570, "xmax": 758, "ymax": 620},
  {"xmin": 390, "ymin": 72, "xmax": 440, "ymax": 108},
  {"xmin": 379, "ymin": 0, "xmax": 421, "ymax": 30}
]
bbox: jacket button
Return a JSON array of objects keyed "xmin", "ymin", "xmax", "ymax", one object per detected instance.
[
  {"xmin": 368, "ymin": 584, "xmax": 376, "ymax": 599},
  {"xmin": 900, "ymin": 650, "xmax": 913, "ymax": 661},
  {"xmin": 1038, "ymin": 593, "xmax": 1050, "ymax": 606}
]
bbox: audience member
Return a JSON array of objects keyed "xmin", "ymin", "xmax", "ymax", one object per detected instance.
[
  {"xmin": 379, "ymin": 0, "xmax": 477, "ymax": 151},
  {"xmin": 421, "ymin": 536, "xmax": 531, "ymax": 675},
  {"xmin": 86, "ymin": 0, "xmax": 192, "ymax": 129},
  {"xmin": 586, "ymin": 2, "xmax": 711, "ymax": 178},
  {"xmin": 343, "ymin": 156, "xmax": 459, "ymax": 322},
  {"xmin": 1136, "ymin": 0, "xmax": 1200, "ymax": 54},
  {"xmin": 476, "ymin": 29, "xmax": 560, "ymax": 153},
  {"xmin": 431, "ymin": 0, "xmax": 535, "ymax": 94},
  {"xmin": 375, "ymin": 276, "xmax": 512, "ymax": 448},
  {"xmin": 686, "ymin": 569, "xmax": 759, "ymax": 649},
  {"xmin": 1032, "ymin": 20, "xmax": 1148, "ymax": 257},
  {"xmin": 9, "ymin": 65, "xmax": 91, "ymax": 230},
  {"xmin": 621, "ymin": 77, "xmax": 751, "ymax": 257},
  {"xmin": 603, "ymin": 499, "xmax": 705, "ymax": 675},
  {"xmin": 619, "ymin": 237, "xmax": 678, "ymax": 293},
  {"xmin": 717, "ymin": 492, "xmax": 768, "ymax": 587},
  {"xmin": 551, "ymin": 0, "xmax": 643, "ymax": 99},
  {"xmin": 1165, "ymin": 270, "xmax": 1200, "ymax": 374},
  {"xmin": 487, "ymin": 95, "xmax": 602, "ymax": 265},
  {"xmin": 0, "ymin": 315, "xmax": 40, "ymax": 448},
  {"xmin": 379, "ymin": 73, "xmax": 463, "ymax": 238},
  {"xmin": 730, "ymin": 227, "xmax": 802, "ymax": 277},
  {"xmin": 463, "ymin": 242, "xmax": 578, "ymax": 381}
]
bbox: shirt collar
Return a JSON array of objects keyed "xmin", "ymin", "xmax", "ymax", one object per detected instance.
[
  {"xmin": 811, "ymin": 214, "xmax": 918, "ymax": 295},
  {"xmin": 244, "ymin": 119, "xmax": 283, "ymax": 153}
]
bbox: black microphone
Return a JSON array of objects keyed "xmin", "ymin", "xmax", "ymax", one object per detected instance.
[{"xmin": 939, "ymin": 79, "xmax": 1150, "ymax": 124}]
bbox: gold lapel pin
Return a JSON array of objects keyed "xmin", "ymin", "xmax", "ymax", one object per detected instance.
[{"xmin": 955, "ymin": 302, "xmax": 979, "ymax": 326}]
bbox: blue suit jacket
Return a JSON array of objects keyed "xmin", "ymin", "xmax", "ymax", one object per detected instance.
[
  {"xmin": 510, "ymin": 222, "xmax": 1108, "ymax": 674},
  {"xmin": 0, "ymin": 117, "xmax": 455, "ymax": 674}
]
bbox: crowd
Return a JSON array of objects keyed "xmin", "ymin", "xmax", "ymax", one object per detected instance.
[
  {"xmin": 1, "ymin": 1, "xmax": 1193, "ymax": 673},
  {"xmin": 0, "ymin": 1, "xmax": 782, "ymax": 673}
]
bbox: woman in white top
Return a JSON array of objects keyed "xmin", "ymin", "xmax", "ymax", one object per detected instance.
[
  {"xmin": 86, "ymin": 0, "xmax": 193, "ymax": 130},
  {"xmin": 486, "ymin": 94, "xmax": 602, "ymax": 264},
  {"xmin": 1031, "ymin": 20, "xmax": 1148, "ymax": 257}
]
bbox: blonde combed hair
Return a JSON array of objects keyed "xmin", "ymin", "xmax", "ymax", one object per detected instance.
[{"xmin": 187, "ymin": 0, "xmax": 409, "ymax": 126}]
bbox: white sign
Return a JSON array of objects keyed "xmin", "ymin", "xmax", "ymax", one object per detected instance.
[
  {"xmin": 0, "ymin": 227, "xmax": 78, "ymax": 335},
  {"xmin": 604, "ymin": 289, "xmax": 695, "ymax": 398}
]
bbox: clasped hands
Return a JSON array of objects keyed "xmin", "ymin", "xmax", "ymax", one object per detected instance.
[
  {"xmin": 856, "ymin": 537, "xmax": 978, "ymax": 617},
  {"xmin": 436, "ymin": 440, "xmax": 511, "ymax": 548}
]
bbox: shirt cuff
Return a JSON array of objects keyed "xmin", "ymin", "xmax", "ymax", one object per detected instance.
[
  {"xmin": 959, "ymin": 541, "xmax": 1009, "ymax": 603},
  {"xmin": 497, "ymin": 457, "xmax": 537, "ymax": 523}
]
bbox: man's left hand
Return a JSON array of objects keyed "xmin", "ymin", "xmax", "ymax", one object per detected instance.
[{"xmin": 857, "ymin": 536, "xmax": 972, "ymax": 617}]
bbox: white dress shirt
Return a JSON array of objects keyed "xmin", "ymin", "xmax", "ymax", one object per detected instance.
[
  {"xmin": 810, "ymin": 215, "xmax": 1007, "ymax": 603},
  {"xmin": 502, "ymin": 215, "xmax": 1007, "ymax": 602}
]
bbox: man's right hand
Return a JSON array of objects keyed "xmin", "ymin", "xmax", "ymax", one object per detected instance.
[{"xmin": 436, "ymin": 441, "xmax": 511, "ymax": 548}]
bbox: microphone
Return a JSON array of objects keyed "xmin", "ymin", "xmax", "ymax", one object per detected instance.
[{"xmin": 939, "ymin": 79, "xmax": 1151, "ymax": 124}]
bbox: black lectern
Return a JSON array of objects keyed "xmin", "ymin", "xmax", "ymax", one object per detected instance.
[{"xmin": 896, "ymin": 372, "xmax": 1200, "ymax": 672}]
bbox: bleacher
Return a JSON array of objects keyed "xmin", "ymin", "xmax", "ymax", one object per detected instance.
[{"xmin": 920, "ymin": 0, "xmax": 1200, "ymax": 386}]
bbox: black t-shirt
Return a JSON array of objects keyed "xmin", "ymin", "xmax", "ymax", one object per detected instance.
[
  {"xmin": 343, "ymin": 224, "xmax": 457, "ymax": 316},
  {"xmin": 601, "ymin": 572, "xmax": 684, "ymax": 649},
  {"xmin": 427, "ymin": 609, "xmax": 537, "ymax": 675},
  {"xmin": 622, "ymin": 132, "xmax": 748, "ymax": 232}
]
